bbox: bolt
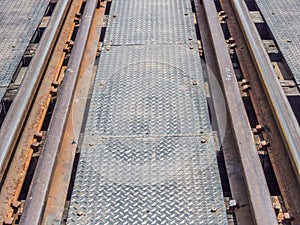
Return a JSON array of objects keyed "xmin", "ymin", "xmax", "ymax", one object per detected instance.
[
  {"xmin": 3, "ymin": 217, "xmax": 14, "ymax": 225},
  {"xmin": 258, "ymin": 140, "xmax": 270, "ymax": 150},
  {"xmin": 74, "ymin": 18, "xmax": 80, "ymax": 24},
  {"xmin": 51, "ymin": 81, "xmax": 59, "ymax": 88},
  {"xmin": 76, "ymin": 210, "xmax": 84, "ymax": 216},
  {"xmin": 218, "ymin": 11, "xmax": 226, "ymax": 16},
  {"xmin": 241, "ymin": 79, "xmax": 250, "ymax": 86},
  {"xmin": 219, "ymin": 11, "xmax": 228, "ymax": 22},
  {"xmin": 253, "ymin": 124, "xmax": 264, "ymax": 134},
  {"xmin": 284, "ymin": 212, "xmax": 291, "ymax": 220},
  {"xmin": 34, "ymin": 132, "xmax": 43, "ymax": 141},
  {"xmin": 261, "ymin": 140, "xmax": 270, "ymax": 147},
  {"xmin": 227, "ymin": 37, "xmax": 235, "ymax": 44},
  {"xmin": 68, "ymin": 40, "xmax": 75, "ymax": 47},
  {"xmin": 63, "ymin": 47, "xmax": 71, "ymax": 53},
  {"xmin": 229, "ymin": 199, "xmax": 238, "ymax": 211},
  {"xmin": 255, "ymin": 124, "xmax": 264, "ymax": 132},
  {"xmin": 273, "ymin": 202, "xmax": 281, "ymax": 215},
  {"xmin": 30, "ymin": 142, "xmax": 41, "ymax": 152},
  {"xmin": 75, "ymin": 12, "xmax": 81, "ymax": 18},
  {"xmin": 50, "ymin": 87, "xmax": 58, "ymax": 96},
  {"xmin": 228, "ymin": 43, "xmax": 237, "ymax": 49},
  {"xmin": 211, "ymin": 207, "xmax": 218, "ymax": 212},
  {"xmin": 221, "ymin": 15, "xmax": 228, "ymax": 20},
  {"xmin": 241, "ymin": 84, "xmax": 251, "ymax": 92},
  {"xmin": 258, "ymin": 150, "xmax": 268, "ymax": 155},
  {"xmin": 11, "ymin": 200, "xmax": 21, "ymax": 209}
]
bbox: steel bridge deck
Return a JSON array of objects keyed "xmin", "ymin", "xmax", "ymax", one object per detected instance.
[
  {"xmin": 255, "ymin": 0, "xmax": 300, "ymax": 84},
  {"xmin": 67, "ymin": 0, "xmax": 227, "ymax": 224},
  {"xmin": 0, "ymin": 0, "xmax": 48, "ymax": 100}
]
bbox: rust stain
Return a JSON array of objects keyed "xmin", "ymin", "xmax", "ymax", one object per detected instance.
[
  {"xmin": 42, "ymin": 2, "xmax": 106, "ymax": 224},
  {"xmin": 0, "ymin": 0, "xmax": 83, "ymax": 222}
]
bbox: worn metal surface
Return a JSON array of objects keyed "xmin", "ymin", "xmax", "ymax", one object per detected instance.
[
  {"xmin": 0, "ymin": 0, "xmax": 48, "ymax": 88},
  {"xmin": 233, "ymin": 0, "xmax": 300, "ymax": 188},
  {"xmin": 68, "ymin": 0, "xmax": 227, "ymax": 224},
  {"xmin": 42, "ymin": 2, "xmax": 106, "ymax": 224},
  {"xmin": 201, "ymin": 0, "xmax": 278, "ymax": 224},
  {"xmin": 194, "ymin": 1, "xmax": 255, "ymax": 224},
  {"xmin": 19, "ymin": 0, "xmax": 97, "ymax": 224},
  {"xmin": 0, "ymin": 0, "xmax": 71, "ymax": 187},
  {"xmin": 105, "ymin": 0, "xmax": 196, "ymax": 45},
  {"xmin": 229, "ymin": 0, "xmax": 300, "ymax": 223},
  {"xmin": 68, "ymin": 46, "xmax": 226, "ymax": 225},
  {"xmin": 0, "ymin": 88, "xmax": 6, "ymax": 104},
  {"xmin": 0, "ymin": 0, "xmax": 84, "ymax": 222},
  {"xmin": 68, "ymin": 1, "xmax": 227, "ymax": 224},
  {"xmin": 221, "ymin": 0, "xmax": 300, "ymax": 223},
  {"xmin": 255, "ymin": 0, "xmax": 300, "ymax": 84}
]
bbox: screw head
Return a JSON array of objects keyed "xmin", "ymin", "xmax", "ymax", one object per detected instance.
[{"xmin": 211, "ymin": 207, "xmax": 218, "ymax": 212}]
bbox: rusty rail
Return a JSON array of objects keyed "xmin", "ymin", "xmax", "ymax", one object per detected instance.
[
  {"xmin": 19, "ymin": 0, "xmax": 98, "ymax": 224},
  {"xmin": 198, "ymin": 0, "xmax": 278, "ymax": 224},
  {"xmin": 0, "ymin": 0, "xmax": 72, "ymax": 185},
  {"xmin": 231, "ymin": 0, "xmax": 300, "ymax": 185}
]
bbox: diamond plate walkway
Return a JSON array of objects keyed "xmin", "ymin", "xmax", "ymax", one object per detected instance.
[
  {"xmin": 0, "ymin": 0, "xmax": 48, "ymax": 100},
  {"xmin": 255, "ymin": 0, "xmax": 300, "ymax": 84},
  {"xmin": 68, "ymin": 0, "xmax": 227, "ymax": 224}
]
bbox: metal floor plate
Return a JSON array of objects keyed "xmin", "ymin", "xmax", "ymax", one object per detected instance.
[
  {"xmin": 0, "ymin": 0, "xmax": 48, "ymax": 89},
  {"xmin": 0, "ymin": 88, "xmax": 6, "ymax": 108},
  {"xmin": 105, "ymin": 0, "xmax": 196, "ymax": 45},
  {"xmin": 68, "ymin": 0, "xmax": 227, "ymax": 224},
  {"xmin": 255, "ymin": 0, "xmax": 300, "ymax": 84}
]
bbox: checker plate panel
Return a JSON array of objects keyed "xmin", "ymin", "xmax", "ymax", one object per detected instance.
[
  {"xmin": 0, "ymin": 0, "xmax": 48, "ymax": 88},
  {"xmin": 0, "ymin": 88, "xmax": 6, "ymax": 106},
  {"xmin": 255, "ymin": 0, "xmax": 300, "ymax": 83},
  {"xmin": 68, "ymin": 0, "xmax": 227, "ymax": 224},
  {"xmin": 105, "ymin": 0, "xmax": 196, "ymax": 45}
]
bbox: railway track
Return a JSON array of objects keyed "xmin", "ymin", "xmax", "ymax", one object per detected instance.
[{"xmin": 0, "ymin": 0, "xmax": 299, "ymax": 224}]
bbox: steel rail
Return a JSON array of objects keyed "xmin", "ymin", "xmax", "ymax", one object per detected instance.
[
  {"xmin": 200, "ymin": 0, "xmax": 278, "ymax": 224},
  {"xmin": 19, "ymin": 0, "xmax": 97, "ymax": 224},
  {"xmin": 41, "ymin": 3, "xmax": 107, "ymax": 223},
  {"xmin": 194, "ymin": 1, "xmax": 254, "ymax": 224},
  {"xmin": 0, "ymin": 0, "xmax": 72, "ymax": 184},
  {"xmin": 231, "ymin": 0, "xmax": 300, "ymax": 185}
]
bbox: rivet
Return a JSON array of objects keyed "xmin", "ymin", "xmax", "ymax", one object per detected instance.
[
  {"xmin": 76, "ymin": 210, "xmax": 84, "ymax": 216},
  {"xmin": 211, "ymin": 207, "xmax": 218, "ymax": 212}
]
